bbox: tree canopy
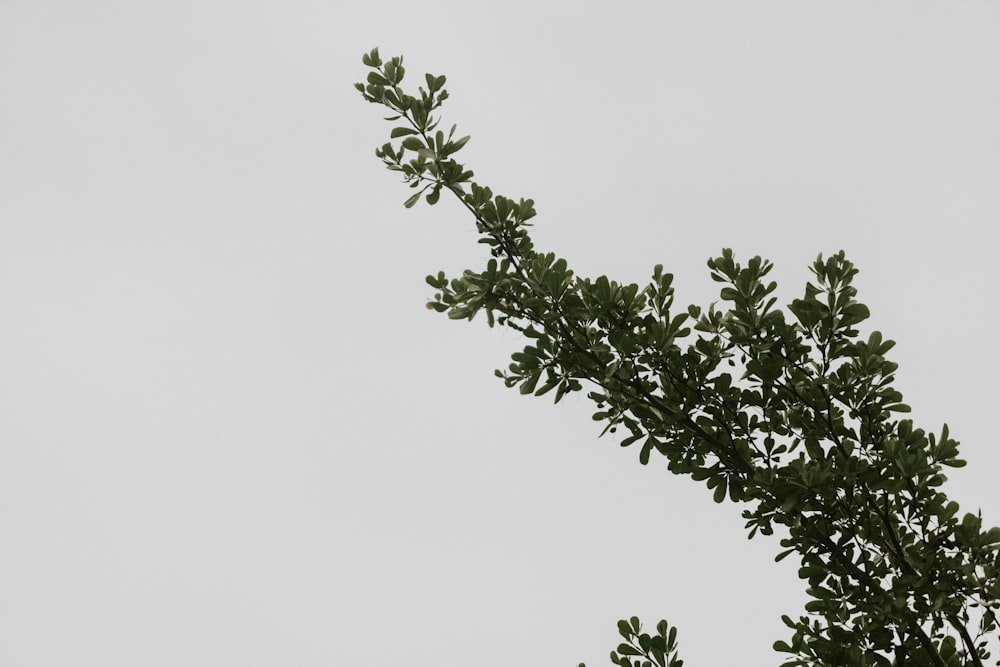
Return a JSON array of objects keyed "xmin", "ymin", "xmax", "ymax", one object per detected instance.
[{"xmin": 357, "ymin": 48, "xmax": 1000, "ymax": 666}]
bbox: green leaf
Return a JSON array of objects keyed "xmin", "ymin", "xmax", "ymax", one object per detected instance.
[
  {"xmin": 401, "ymin": 137, "xmax": 424, "ymax": 151},
  {"xmin": 403, "ymin": 192, "xmax": 421, "ymax": 208},
  {"xmin": 534, "ymin": 378, "xmax": 559, "ymax": 397},
  {"xmin": 639, "ymin": 439, "xmax": 653, "ymax": 465},
  {"xmin": 361, "ymin": 47, "xmax": 381, "ymax": 67},
  {"xmin": 839, "ymin": 302, "xmax": 870, "ymax": 327},
  {"xmin": 520, "ymin": 371, "xmax": 541, "ymax": 394},
  {"xmin": 390, "ymin": 127, "xmax": 419, "ymax": 138},
  {"xmin": 448, "ymin": 135, "xmax": 471, "ymax": 155},
  {"xmin": 804, "ymin": 438, "xmax": 823, "ymax": 461},
  {"xmin": 712, "ymin": 480, "xmax": 727, "ymax": 503},
  {"xmin": 426, "ymin": 185, "xmax": 441, "ymax": 205},
  {"xmin": 982, "ymin": 527, "xmax": 1000, "ymax": 545},
  {"xmin": 425, "ymin": 271, "xmax": 447, "ymax": 288},
  {"xmin": 617, "ymin": 644, "xmax": 641, "ymax": 657}
]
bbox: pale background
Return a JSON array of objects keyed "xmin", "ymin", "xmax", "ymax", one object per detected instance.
[{"xmin": 2, "ymin": 1, "xmax": 998, "ymax": 665}]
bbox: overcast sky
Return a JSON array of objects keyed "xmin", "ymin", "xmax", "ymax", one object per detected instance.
[{"xmin": 2, "ymin": 1, "xmax": 999, "ymax": 665}]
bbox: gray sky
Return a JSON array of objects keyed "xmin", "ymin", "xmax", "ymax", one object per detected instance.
[{"xmin": 2, "ymin": 1, "xmax": 999, "ymax": 665}]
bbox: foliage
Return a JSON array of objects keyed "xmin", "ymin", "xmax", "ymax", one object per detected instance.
[{"xmin": 356, "ymin": 48, "xmax": 1000, "ymax": 666}]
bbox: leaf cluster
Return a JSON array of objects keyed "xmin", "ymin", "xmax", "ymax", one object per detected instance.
[
  {"xmin": 358, "ymin": 50, "xmax": 1000, "ymax": 666},
  {"xmin": 578, "ymin": 617, "xmax": 684, "ymax": 667}
]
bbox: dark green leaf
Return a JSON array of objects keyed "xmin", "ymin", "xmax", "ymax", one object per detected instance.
[
  {"xmin": 401, "ymin": 137, "xmax": 424, "ymax": 151},
  {"xmin": 712, "ymin": 481, "xmax": 727, "ymax": 503}
]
